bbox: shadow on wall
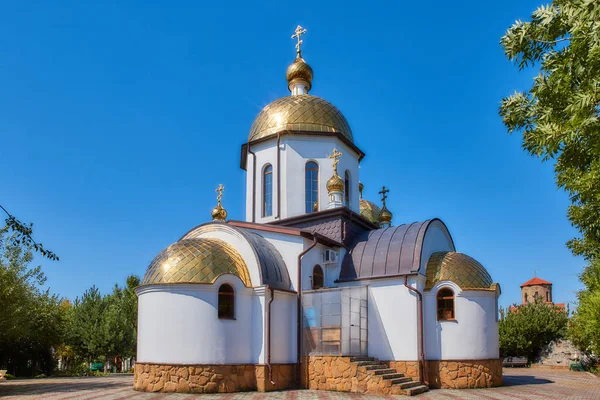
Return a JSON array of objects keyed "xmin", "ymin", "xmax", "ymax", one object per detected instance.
[
  {"xmin": 367, "ymin": 289, "xmax": 393, "ymax": 359},
  {"xmin": 502, "ymin": 375, "xmax": 554, "ymax": 386}
]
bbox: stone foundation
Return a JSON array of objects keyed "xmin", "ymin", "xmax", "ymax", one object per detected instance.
[
  {"xmin": 133, "ymin": 363, "xmax": 295, "ymax": 393},
  {"xmin": 427, "ymin": 359, "xmax": 502, "ymax": 389}
]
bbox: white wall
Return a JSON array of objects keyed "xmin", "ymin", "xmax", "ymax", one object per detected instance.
[
  {"xmin": 423, "ymin": 281, "xmax": 500, "ymax": 360},
  {"xmin": 340, "ymin": 277, "xmax": 419, "ymax": 361},
  {"xmin": 137, "ymin": 276, "xmax": 262, "ymax": 364},
  {"xmin": 269, "ymin": 290, "xmax": 297, "ymax": 363},
  {"xmin": 245, "ymin": 135, "xmax": 361, "ymax": 223},
  {"xmin": 418, "ymin": 220, "xmax": 455, "ymax": 274}
]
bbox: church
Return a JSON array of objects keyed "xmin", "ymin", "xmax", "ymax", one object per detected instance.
[{"xmin": 133, "ymin": 26, "xmax": 502, "ymax": 396}]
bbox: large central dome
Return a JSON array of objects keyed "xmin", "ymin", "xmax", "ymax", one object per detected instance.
[{"xmin": 248, "ymin": 94, "xmax": 353, "ymax": 142}]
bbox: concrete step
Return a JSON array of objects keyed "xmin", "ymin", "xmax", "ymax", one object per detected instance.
[
  {"xmin": 355, "ymin": 361, "xmax": 381, "ymax": 367},
  {"xmin": 388, "ymin": 376, "xmax": 413, "ymax": 384},
  {"xmin": 372, "ymin": 368, "xmax": 397, "ymax": 376},
  {"xmin": 404, "ymin": 384, "xmax": 429, "ymax": 396},
  {"xmin": 379, "ymin": 372, "xmax": 404, "ymax": 380},
  {"xmin": 350, "ymin": 356, "xmax": 375, "ymax": 362},
  {"xmin": 365, "ymin": 364, "xmax": 388, "ymax": 371},
  {"xmin": 397, "ymin": 380, "xmax": 423, "ymax": 390}
]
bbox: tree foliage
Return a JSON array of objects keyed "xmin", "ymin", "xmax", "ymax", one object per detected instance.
[
  {"xmin": 499, "ymin": 0, "xmax": 600, "ymax": 260},
  {"xmin": 0, "ymin": 205, "xmax": 59, "ymax": 261},
  {"xmin": 0, "ymin": 227, "xmax": 65, "ymax": 376},
  {"xmin": 568, "ymin": 259, "xmax": 600, "ymax": 355},
  {"xmin": 499, "ymin": 300, "xmax": 568, "ymax": 362}
]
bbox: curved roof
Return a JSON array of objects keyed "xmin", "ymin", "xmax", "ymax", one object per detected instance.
[
  {"xmin": 425, "ymin": 251, "xmax": 493, "ymax": 291},
  {"xmin": 141, "ymin": 238, "xmax": 251, "ymax": 286},
  {"xmin": 520, "ymin": 276, "xmax": 552, "ymax": 287},
  {"xmin": 359, "ymin": 199, "xmax": 381, "ymax": 224},
  {"xmin": 339, "ymin": 219, "xmax": 452, "ymax": 281},
  {"xmin": 180, "ymin": 222, "xmax": 292, "ymax": 290},
  {"xmin": 248, "ymin": 95, "xmax": 353, "ymax": 143}
]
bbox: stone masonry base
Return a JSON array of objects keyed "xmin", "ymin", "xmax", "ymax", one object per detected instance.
[
  {"xmin": 133, "ymin": 363, "xmax": 295, "ymax": 393},
  {"xmin": 427, "ymin": 359, "xmax": 503, "ymax": 389}
]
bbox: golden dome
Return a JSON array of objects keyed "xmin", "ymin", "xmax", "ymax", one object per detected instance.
[
  {"xmin": 378, "ymin": 206, "xmax": 393, "ymax": 224},
  {"xmin": 141, "ymin": 238, "xmax": 251, "ymax": 286},
  {"xmin": 248, "ymin": 95, "xmax": 353, "ymax": 143},
  {"xmin": 360, "ymin": 199, "xmax": 381, "ymax": 224},
  {"xmin": 425, "ymin": 252, "xmax": 494, "ymax": 291},
  {"xmin": 211, "ymin": 205, "xmax": 227, "ymax": 221},
  {"xmin": 326, "ymin": 173, "xmax": 344, "ymax": 193},
  {"xmin": 286, "ymin": 57, "xmax": 313, "ymax": 92}
]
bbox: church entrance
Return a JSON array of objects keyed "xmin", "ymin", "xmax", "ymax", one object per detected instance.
[{"xmin": 302, "ymin": 286, "xmax": 368, "ymax": 356}]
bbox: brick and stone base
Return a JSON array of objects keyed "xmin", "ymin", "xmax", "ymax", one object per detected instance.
[
  {"xmin": 427, "ymin": 359, "xmax": 503, "ymax": 389},
  {"xmin": 133, "ymin": 363, "xmax": 295, "ymax": 393},
  {"xmin": 384, "ymin": 360, "xmax": 421, "ymax": 381}
]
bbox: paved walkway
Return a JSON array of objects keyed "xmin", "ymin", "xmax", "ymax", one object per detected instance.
[{"xmin": 0, "ymin": 368, "xmax": 598, "ymax": 399}]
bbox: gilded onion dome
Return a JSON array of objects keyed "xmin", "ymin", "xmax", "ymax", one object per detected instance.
[
  {"xmin": 141, "ymin": 238, "xmax": 251, "ymax": 286},
  {"xmin": 359, "ymin": 199, "xmax": 381, "ymax": 224},
  {"xmin": 286, "ymin": 57, "xmax": 313, "ymax": 93},
  {"xmin": 378, "ymin": 206, "xmax": 393, "ymax": 225},
  {"xmin": 211, "ymin": 205, "xmax": 227, "ymax": 221},
  {"xmin": 327, "ymin": 173, "xmax": 344, "ymax": 193},
  {"xmin": 248, "ymin": 95, "xmax": 353, "ymax": 143},
  {"xmin": 425, "ymin": 252, "xmax": 495, "ymax": 291}
]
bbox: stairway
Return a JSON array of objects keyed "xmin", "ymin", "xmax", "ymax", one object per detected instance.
[{"xmin": 350, "ymin": 356, "xmax": 429, "ymax": 396}]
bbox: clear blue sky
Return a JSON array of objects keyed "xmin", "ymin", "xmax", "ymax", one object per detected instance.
[{"xmin": 1, "ymin": 0, "xmax": 583, "ymax": 309}]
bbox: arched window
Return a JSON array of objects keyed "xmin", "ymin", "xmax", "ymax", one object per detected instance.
[
  {"xmin": 437, "ymin": 288, "xmax": 455, "ymax": 321},
  {"xmin": 534, "ymin": 291, "xmax": 539, "ymax": 300},
  {"xmin": 344, "ymin": 170, "xmax": 350, "ymax": 207},
  {"xmin": 305, "ymin": 161, "xmax": 319, "ymax": 213},
  {"xmin": 263, "ymin": 164, "xmax": 273, "ymax": 217},
  {"xmin": 312, "ymin": 265, "xmax": 324, "ymax": 290},
  {"xmin": 218, "ymin": 284, "xmax": 235, "ymax": 319}
]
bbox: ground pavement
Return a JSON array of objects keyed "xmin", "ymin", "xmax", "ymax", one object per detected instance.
[{"xmin": 0, "ymin": 368, "xmax": 598, "ymax": 400}]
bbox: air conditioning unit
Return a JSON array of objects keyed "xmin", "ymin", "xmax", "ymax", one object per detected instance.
[{"xmin": 322, "ymin": 250, "xmax": 338, "ymax": 264}]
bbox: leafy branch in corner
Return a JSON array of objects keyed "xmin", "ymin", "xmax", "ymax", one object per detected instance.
[{"xmin": 0, "ymin": 204, "xmax": 59, "ymax": 261}]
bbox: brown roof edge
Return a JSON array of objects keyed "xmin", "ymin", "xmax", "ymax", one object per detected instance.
[
  {"xmin": 227, "ymin": 220, "xmax": 344, "ymax": 248},
  {"xmin": 335, "ymin": 272, "xmax": 419, "ymax": 284},
  {"xmin": 269, "ymin": 207, "xmax": 378, "ymax": 231}
]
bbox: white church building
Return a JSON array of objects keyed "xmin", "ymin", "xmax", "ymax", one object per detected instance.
[{"xmin": 133, "ymin": 27, "xmax": 502, "ymax": 396}]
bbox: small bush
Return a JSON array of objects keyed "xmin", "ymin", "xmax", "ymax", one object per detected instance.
[{"xmin": 4, "ymin": 374, "xmax": 16, "ymax": 380}]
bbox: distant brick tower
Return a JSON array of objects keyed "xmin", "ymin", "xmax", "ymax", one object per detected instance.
[{"xmin": 520, "ymin": 276, "xmax": 552, "ymax": 304}]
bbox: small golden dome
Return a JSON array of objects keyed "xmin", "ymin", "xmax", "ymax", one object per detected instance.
[
  {"xmin": 360, "ymin": 199, "xmax": 381, "ymax": 224},
  {"xmin": 248, "ymin": 95, "xmax": 353, "ymax": 143},
  {"xmin": 359, "ymin": 181, "xmax": 365, "ymax": 197},
  {"xmin": 211, "ymin": 205, "xmax": 227, "ymax": 221},
  {"xmin": 327, "ymin": 173, "xmax": 344, "ymax": 193},
  {"xmin": 141, "ymin": 238, "xmax": 251, "ymax": 286},
  {"xmin": 425, "ymin": 252, "xmax": 494, "ymax": 291},
  {"xmin": 379, "ymin": 206, "xmax": 393, "ymax": 224},
  {"xmin": 286, "ymin": 57, "xmax": 313, "ymax": 92}
]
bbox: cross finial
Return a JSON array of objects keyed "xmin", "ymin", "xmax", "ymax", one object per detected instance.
[
  {"xmin": 216, "ymin": 184, "xmax": 224, "ymax": 205},
  {"xmin": 379, "ymin": 186, "xmax": 390, "ymax": 206},
  {"xmin": 534, "ymin": 269, "xmax": 537, "ymax": 277},
  {"xmin": 328, "ymin": 148, "xmax": 342, "ymax": 174},
  {"xmin": 291, "ymin": 25, "xmax": 307, "ymax": 57}
]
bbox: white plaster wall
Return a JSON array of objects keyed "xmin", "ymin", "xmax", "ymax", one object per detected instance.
[
  {"xmin": 423, "ymin": 282, "xmax": 500, "ymax": 360},
  {"xmin": 339, "ymin": 277, "xmax": 419, "ymax": 361},
  {"xmin": 137, "ymin": 276, "xmax": 263, "ymax": 364},
  {"xmin": 245, "ymin": 135, "xmax": 361, "ymax": 223},
  {"xmin": 269, "ymin": 291, "xmax": 297, "ymax": 363},
  {"xmin": 418, "ymin": 221, "xmax": 455, "ymax": 274}
]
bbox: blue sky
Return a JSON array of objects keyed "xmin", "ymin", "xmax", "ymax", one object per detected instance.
[{"xmin": 0, "ymin": 0, "xmax": 583, "ymax": 309}]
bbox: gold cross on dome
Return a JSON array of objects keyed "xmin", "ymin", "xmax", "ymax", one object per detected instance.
[
  {"xmin": 291, "ymin": 25, "xmax": 307, "ymax": 57},
  {"xmin": 329, "ymin": 148, "xmax": 342, "ymax": 173},
  {"xmin": 216, "ymin": 184, "xmax": 224, "ymax": 205},
  {"xmin": 379, "ymin": 186, "xmax": 390, "ymax": 205}
]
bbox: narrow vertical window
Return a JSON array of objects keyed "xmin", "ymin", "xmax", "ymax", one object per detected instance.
[
  {"xmin": 344, "ymin": 170, "xmax": 350, "ymax": 207},
  {"xmin": 263, "ymin": 164, "xmax": 273, "ymax": 217},
  {"xmin": 437, "ymin": 288, "xmax": 455, "ymax": 321},
  {"xmin": 546, "ymin": 291, "xmax": 549, "ymax": 302},
  {"xmin": 312, "ymin": 265, "xmax": 324, "ymax": 290},
  {"xmin": 534, "ymin": 291, "xmax": 539, "ymax": 300},
  {"xmin": 305, "ymin": 161, "xmax": 319, "ymax": 213},
  {"xmin": 524, "ymin": 293, "xmax": 528, "ymax": 303},
  {"xmin": 218, "ymin": 284, "xmax": 235, "ymax": 319}
]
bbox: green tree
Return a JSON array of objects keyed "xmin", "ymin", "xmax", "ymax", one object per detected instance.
[
  {"xmin": 68, "ymin": 286, "xmax": 109, "ymax": 363},
  {"xmin": 568, "ymin": 259, "xmax": 600, "ymax": 355},
  {"xmin": 499, "ymin": 300, "xmax": 568, "ymax": 362},
  {"xmin": 0, "ymin": 227, "xmax": 66, "ymax": 376},
  {"xmin": 499, "ymin": 0, "xmax": 600, "ymax": 260}
]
